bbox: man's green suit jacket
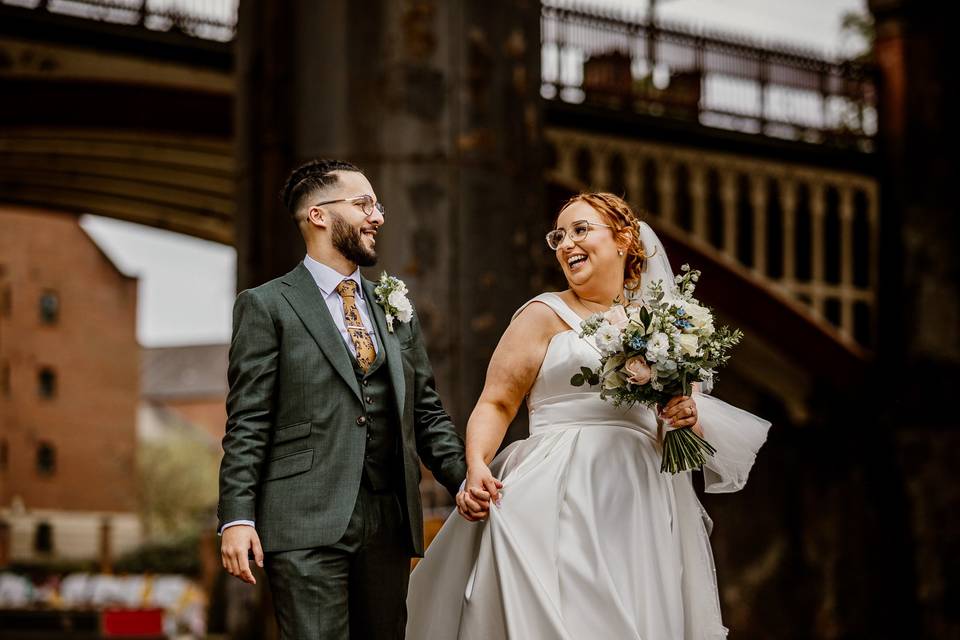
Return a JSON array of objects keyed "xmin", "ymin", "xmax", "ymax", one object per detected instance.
[{"xmin": 217, "ymin": 262, "xmax": 467, "ymax": 556}]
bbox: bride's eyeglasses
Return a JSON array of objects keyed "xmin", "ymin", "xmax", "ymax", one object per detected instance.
[
  {"xmin": 313, "ymin": 194, "xmax": 385, "ymax": 218},
  {"xmin": 545, "ymin": 220, "xmax": 613, "ymax": 251}
]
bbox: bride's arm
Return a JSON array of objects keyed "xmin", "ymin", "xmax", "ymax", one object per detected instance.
[{"xmin": 462, "ymin": 302, "xmax": 564, "ymax": 508}]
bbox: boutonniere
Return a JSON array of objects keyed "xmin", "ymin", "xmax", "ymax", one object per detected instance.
[{"xmin": 374, "ymin": 272, "xmax": 413, "ymax": 332}]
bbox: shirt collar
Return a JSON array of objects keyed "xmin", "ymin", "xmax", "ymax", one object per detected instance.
[{"xmin": 303, "ymin": 255, "xmax": 363, "ymax": 299}]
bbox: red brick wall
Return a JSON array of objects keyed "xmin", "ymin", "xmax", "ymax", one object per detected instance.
[{"xmin": 0, "ymin": 206, "xmax": 139, "ymax": 513}]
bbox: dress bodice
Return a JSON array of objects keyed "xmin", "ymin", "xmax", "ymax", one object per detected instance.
[{"xmin": 518, "ymin": 293, "xmax": 659, "ymax": 442}]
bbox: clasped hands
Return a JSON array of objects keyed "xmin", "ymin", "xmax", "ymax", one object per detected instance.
[{"xmin": 456, "ymin": 464, "xmax": 503, "ymax": 522}]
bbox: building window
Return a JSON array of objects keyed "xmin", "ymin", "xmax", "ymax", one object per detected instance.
[
  {"xmin": 38, "ymin": 368, "xmax": 56, "ymax": 398},
  {"xmin": 39, "ymin": 291, "xmax": 59, "ymax": 324},
  {"xmin": 0, "ymin": 285, "xmax": 10, "ymax": 318},
  {"xmin": 36, "ymin": 442, "xmax": 56, "ymax": 476},
  {"xmin": 34, "ymin": 522, "xmax": 53, "ymax": 554},
  {"xmin": 0, "ymin": 440, "xmax": 7, "ymax": 471}
]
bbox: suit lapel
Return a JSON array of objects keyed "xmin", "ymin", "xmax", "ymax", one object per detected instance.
[
  {"xmin": 280, "ymin": 264, "xmax": 362, "ymax": 401},
  {"xmin": 362, "ymin": 277, "xmax": 406, "ymax": 419}
]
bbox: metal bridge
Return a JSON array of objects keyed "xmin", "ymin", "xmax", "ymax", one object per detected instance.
[{"xmin": 0, "ymin": 0, "xmax": 880, "ymax": 400}]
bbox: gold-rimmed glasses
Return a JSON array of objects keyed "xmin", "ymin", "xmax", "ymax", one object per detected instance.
[
  {"xmin": 313, "ymin": 194, "xmax": 385, "ymax": 218},
  {"xmin": 545, "ymin": 220, "xmax": 613, "ymax": 250}
]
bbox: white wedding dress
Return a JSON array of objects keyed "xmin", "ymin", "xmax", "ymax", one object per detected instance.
[{"xmin": 406, "ymin": 291, "xmax": 771, "ymax": 640}]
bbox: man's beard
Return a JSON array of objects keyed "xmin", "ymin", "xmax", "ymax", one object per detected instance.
[{"xmin": 330, "ymin": 213, "xmax": 377, "ymax": 267}]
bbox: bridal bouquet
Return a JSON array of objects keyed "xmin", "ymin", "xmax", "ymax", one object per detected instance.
[{"xmin": 570, "ymin": 265, "xmax": 743, "ymax": 473}]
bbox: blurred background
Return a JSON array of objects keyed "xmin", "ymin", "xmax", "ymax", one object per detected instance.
[{"xmin": 0, "ymin": 0, "xmax": 956, "ymax": 638}]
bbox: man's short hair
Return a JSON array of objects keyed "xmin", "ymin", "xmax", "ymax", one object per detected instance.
[{"xmin": 280, "ymin": 159, "xmax": 363, "ymax": 220}]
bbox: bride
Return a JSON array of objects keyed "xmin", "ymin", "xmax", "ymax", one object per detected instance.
[{"xmin": 406, "ymin": 193, "xmax": 770, "ymax": 639}]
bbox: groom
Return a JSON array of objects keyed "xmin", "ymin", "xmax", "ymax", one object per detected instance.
[{"xmin": 218, "ymin": 159, "xmax": 468, "ymax": 638}]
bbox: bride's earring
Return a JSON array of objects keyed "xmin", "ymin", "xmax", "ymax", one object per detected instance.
[{"xmin": 618, "ymin": 249, "xmax": 624, "ymax": 256}]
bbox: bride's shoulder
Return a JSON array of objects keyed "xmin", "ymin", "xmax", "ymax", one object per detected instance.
[{"xmin": 510, "ymin": 292, "xmax": 570, "ymax": 331}]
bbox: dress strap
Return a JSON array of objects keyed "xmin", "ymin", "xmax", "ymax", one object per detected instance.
[{"xmin": 511, "ymin": 292, "xmax": 585, "ymax": 331}]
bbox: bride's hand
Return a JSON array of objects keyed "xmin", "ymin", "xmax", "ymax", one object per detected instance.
[
  {"xmin": 659, "ymin": 395, "xmax": 703, "ymax": 437},
  {"xmin": 468, "ymin": 463, "xmax": 503, "ymax": 505}
]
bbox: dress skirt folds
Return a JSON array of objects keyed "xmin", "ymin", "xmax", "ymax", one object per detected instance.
[{"xmin": 406, "ymin": 293, "xmax": 770, "ymax": 639}]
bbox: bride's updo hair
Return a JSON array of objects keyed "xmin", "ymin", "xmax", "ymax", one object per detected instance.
[{"xmin": 557, "ymin": 192, "xmax": 652, "ymax": 291}]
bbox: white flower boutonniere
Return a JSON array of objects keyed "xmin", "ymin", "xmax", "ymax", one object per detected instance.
[{"xmin": 374, "ymin": 272, "xmax": 413, "ymax": 333}]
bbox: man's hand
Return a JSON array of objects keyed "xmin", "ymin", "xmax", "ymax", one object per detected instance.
[{"xmin": 221, "ymin": 525, "xmax": 264, "ymax": 584}]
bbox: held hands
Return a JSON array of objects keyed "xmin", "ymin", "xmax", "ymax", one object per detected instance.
[
  {"xmin": 456, "ymin": 463, "xmax": 504, "ymax": 522},
  {"xmin": 659, "ymin": 394, "xmax": 703, "ymax": 437},
  {"xmin": 221, "ymin": 525, "xmax": 264, "ymax": 585}
]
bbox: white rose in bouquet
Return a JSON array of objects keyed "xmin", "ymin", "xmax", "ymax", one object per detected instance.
[
  {"xmin": 684, "ymin": 303, "xmax": 715, "ymax": 335},
  {"xmin": 678, "ymin": 333, "xmax": 699, "ymax": 357}
]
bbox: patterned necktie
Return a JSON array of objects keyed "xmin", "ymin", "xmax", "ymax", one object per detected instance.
[{"xmin": 336, "ymin": 279, "xmax": 376, "ymax": 372}]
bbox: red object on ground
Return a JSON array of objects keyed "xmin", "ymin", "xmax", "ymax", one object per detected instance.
[{"xmin": 101, "ymin": 608, "xmax": 165, "ymax": 636}]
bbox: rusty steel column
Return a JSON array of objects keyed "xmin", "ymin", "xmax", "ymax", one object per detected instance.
[{"xmin": 234, "ymin": 0, "xmax": 543, "ymax": 423}]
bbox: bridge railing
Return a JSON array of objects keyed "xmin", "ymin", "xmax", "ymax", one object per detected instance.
[
  {"xmin": 2, "ymin": 0, "xmax": 237, "ymax": 41},
  {"xmin": 541, "ymin": 2, "xmax": 878, "ymax": 151}
]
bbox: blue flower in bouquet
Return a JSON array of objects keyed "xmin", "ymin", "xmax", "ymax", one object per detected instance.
[{"xmin": 627, "ymin": 335, "xmax": 647, "ymax": 351}]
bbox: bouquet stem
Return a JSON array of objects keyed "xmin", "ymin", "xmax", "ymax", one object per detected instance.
[{"xmin": 659, "ymin": 424, "xmax": 717, "ymax": 474}]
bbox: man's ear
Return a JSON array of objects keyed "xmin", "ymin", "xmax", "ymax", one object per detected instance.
[{"xmin": 305, "ymin": 205, "xmax": 327, "ymax": 229}]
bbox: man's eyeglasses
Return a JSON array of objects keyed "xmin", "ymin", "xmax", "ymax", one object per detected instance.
[
  {"xmin": 313, "ymin": 194, "xmax": 385, "ymax": 218},
  {"xmin": 545, "ymin": 220, "xmax": 613, "ymax": 250}
]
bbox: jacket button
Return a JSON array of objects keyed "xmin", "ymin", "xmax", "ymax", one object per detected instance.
[
  {"xmin": 356, "ymin": 416, "xmax": 367, "ymax": 426},
  {"xmin": 366, "ymin": 396, "xmax": 373, "ymax": 404},
  {"xmin": 362, "ymin": 379, "xmax": 369, "ymax": 387}
]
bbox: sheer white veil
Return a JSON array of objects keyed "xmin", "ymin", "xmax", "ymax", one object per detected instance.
[{"xmin": 634, "ymin": 220, "xmax": 678, "ymax": 303}]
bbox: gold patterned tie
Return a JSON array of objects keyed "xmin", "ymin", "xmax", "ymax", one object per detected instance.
[{"xmin": 336, "ymin": 279, "xmax": 376, "ymax": 372}]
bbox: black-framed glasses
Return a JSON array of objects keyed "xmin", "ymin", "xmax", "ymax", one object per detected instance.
[
  {"xmin": 545, "ymin": 220, "xmax": 613, "ymax": 250},
  {"xmin": 313, "ymin": 194, "xmax": 385, "ymax": 218}
]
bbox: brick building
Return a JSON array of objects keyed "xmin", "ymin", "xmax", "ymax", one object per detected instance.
[
  {"xmin": 0, "ymin": 206, "xmax": 141, "ymax": 566},
  {"xmin": 140, "ymin": 343, "xmax": 229, "ymax": 446}
]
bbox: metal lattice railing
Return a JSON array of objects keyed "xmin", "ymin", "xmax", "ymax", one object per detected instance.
[
  {"xmin": 2, "ymin": 0, "xmax": 238, "ymax": 41},
  {"xmin": 541, "ymin": 1, "xmax": 878, "ymax": 151}
]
